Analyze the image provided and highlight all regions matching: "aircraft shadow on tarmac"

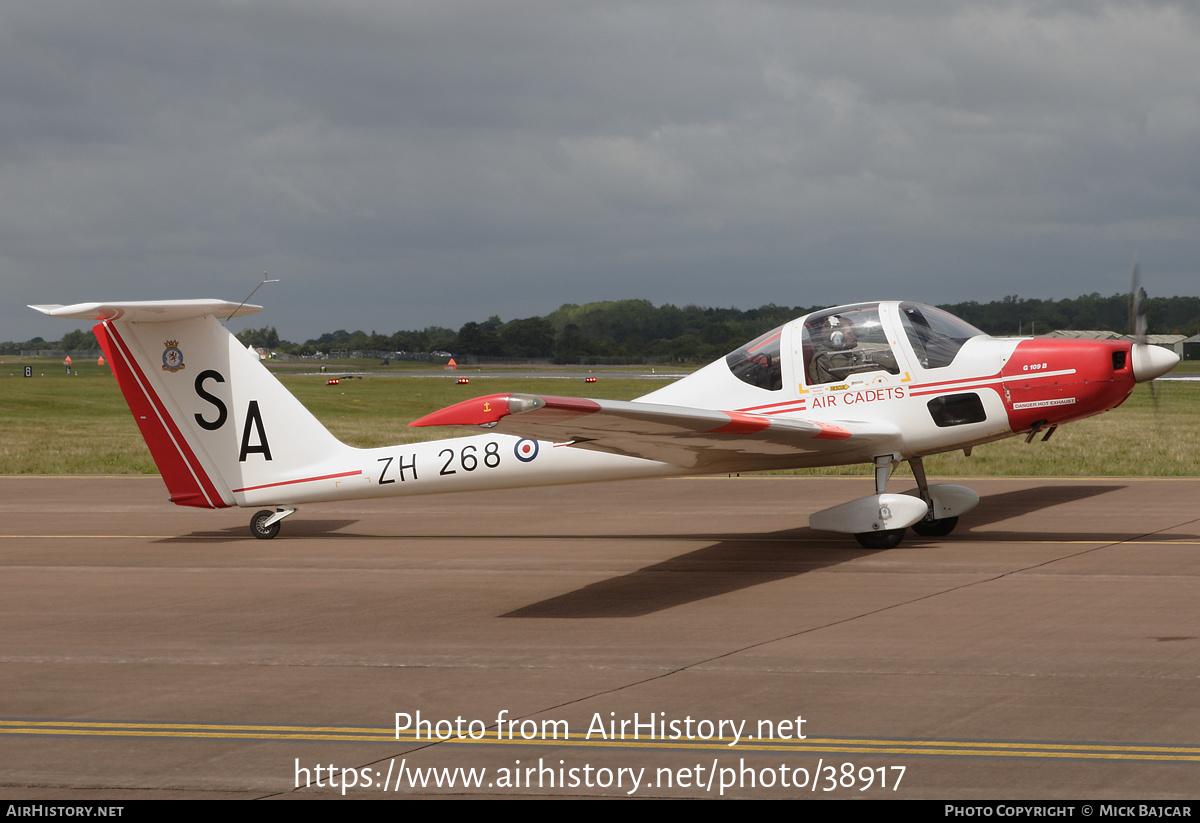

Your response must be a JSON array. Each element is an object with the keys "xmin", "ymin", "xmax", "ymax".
[
  {"xmin": 162, "ymin": 520, "xmax": 361, "ymax": 543},
  {"xmin": 159, "ymin": 482, "xmax": 1198, "ymax": 617},
  {"xmin": 502, "ymin": 532, "xmax": 886, "ymax": 618},
  {"xmin": 503, "ymin": 482, "xmax": 1200, "ymax": 618}
]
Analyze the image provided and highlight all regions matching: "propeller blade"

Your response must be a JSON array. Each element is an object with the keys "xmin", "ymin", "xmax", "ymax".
[
  {"xmin": 1129, "ymin": 259, "xmax": 1147, "ymax": 344},
  {"xmin": 1127, "ymin": 259, "xmax": 1179, "ymax": 387}
]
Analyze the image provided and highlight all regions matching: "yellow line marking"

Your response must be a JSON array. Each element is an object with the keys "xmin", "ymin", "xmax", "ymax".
[
  {"xmin": 3, "ymin": 535, "xmax": 1200, "ymax": 546},
  {"xmin": 3, "ymin": 721, "xmax": 1198, "ymax": 762},
  {"xmin": 0, "ymin": 535, "xmax": 185, "ymax": 539},
  {"xmin": 3, "ymin": 474, "xmax": 1199, "ymax": 482},
  {"xmin": 0, "ymin": 475, "xmax": 161, "ymax": 480},
  {"xmin": 677, "ymin": 476, "xmax": 1200, "ymax": 482},
  {"xmin": 0, "ymin": 535, "xmax": 181, "ymax": 539},
  {"xmin": 0, "ymin": 720, "xmax": 382, "ymax": 733}
]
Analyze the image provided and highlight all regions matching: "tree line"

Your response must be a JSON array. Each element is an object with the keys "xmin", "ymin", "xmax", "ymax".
[{"xmin": 9, "ymin": 293, "xmax": 1199, "ymax": 361}]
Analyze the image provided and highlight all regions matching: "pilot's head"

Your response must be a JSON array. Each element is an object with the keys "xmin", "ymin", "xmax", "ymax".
[{"xmin": 826, "ymin": 315, "xmax": 857, "ymax": 349}]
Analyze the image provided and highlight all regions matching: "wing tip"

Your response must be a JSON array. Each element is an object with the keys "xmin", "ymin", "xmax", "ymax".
[{"xmin": 409, "ymin": 394, "xmax": 513, "ymax": 427}]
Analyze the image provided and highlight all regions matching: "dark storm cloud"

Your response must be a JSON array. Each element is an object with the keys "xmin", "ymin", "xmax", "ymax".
[{"xmin": 3, "ymin": 1, "xmax": 1198, "ymax": 342}]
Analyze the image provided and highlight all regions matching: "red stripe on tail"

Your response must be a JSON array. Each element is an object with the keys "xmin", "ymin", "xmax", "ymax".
[{"xmin": 96, "ymin": 322, "xmax": 229, "ymax": 509}]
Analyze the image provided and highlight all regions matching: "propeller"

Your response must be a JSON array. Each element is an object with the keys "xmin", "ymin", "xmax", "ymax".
[
  {"xmin": 1127, "ymin": 259, "xmax": 1179, "ymax": 385},
  {"xmin": 1130, "ymin": 260, "xmax": 1147, "ymax": 343}
]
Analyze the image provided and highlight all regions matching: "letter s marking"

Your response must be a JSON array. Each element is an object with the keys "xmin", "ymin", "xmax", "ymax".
[{"xmin": 194, "ymin": 370, "xmax": 228, "ymax": 431}]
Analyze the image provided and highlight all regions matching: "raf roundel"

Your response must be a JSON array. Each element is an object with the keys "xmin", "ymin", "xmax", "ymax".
[{"xmin": 514, "ymin": 439, "xmax": 539, "ymax": 463}]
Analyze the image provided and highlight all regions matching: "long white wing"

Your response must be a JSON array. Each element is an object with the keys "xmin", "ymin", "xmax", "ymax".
[{"xmin": 411, "ymin": 393, "xmax": 900, "ymax": 472}]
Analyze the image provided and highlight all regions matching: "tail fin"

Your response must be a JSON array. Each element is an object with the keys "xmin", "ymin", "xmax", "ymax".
[{"xmin": 31, "ymin": 300, "xmax": 352, "ymax": 508}]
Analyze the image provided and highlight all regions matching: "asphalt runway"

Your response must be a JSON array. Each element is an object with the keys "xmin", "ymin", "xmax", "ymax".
[{"xmin": 2, "ymin": 474, "xmax": 1199, "ymax": 799}]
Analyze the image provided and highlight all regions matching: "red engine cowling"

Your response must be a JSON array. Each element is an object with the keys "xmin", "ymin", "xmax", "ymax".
[{"xmin": 1001, "ymin": 339, "xmax": 1135, "ymax": 433}]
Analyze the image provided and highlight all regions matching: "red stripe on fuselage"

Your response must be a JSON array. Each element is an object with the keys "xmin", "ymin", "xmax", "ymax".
[
  {"xmin": 232, "ymin": 470, "xmax": 362, "ymax": 494},
  {"xmin": 738, "ymin": 399, "xmax": 809, "ymax": 413},
  {"xmin": 98, "ymin": 322, "xmax": 228, "ymax": 509},
  {"xmin": 908, "ymin": 371, "xmax": 1004, "ymax": 393},
  {"xmin": 909, "ymin": 381, "xmax": 1005, "ymax": 398}
]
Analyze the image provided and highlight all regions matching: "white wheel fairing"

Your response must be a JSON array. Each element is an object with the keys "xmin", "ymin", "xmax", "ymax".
[{"xmin": 809, "ymin": 494, "xmax": 928, "ymax": 535}]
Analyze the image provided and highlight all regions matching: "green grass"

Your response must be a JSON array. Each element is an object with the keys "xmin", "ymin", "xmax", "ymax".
[
  {"xmin": 0, "ymin": 358, "xmax": 159, "ymax": 474},
  {"xmin": 1, "ymin": 355, "xmax": 1196, "ymax": 476}
]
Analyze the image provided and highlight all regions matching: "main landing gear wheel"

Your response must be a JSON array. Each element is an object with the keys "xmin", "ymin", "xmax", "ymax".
[
  {"xmin": 855, "ymin": 528, "xmax": 906, "ymax": 549},
  {"xmin": 250, "ymin": 510, "xmax": 280, "ymax": 540},
  {"xmin": 911, "ymin": 516, "xmax": 958, "ymax": 537}
]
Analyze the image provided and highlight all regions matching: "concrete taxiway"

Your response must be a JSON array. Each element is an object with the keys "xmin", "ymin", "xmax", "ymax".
[{"xmin": 1, "ymin": 474, "xmax": 1199, "ymax": 799}]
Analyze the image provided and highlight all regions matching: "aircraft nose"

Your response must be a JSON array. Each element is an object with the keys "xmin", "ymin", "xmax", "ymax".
[{"xmin": 1131, "ymin": 343, "xmax": 1180, "ymax": 383}]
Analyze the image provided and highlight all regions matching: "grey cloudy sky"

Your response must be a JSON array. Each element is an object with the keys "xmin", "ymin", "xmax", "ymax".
[{"xmin": 4, "ymin": 1, "xmax": 1198, "ymax": 343}]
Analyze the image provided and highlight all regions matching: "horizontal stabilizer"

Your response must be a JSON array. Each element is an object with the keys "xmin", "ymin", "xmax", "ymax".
[{"xmin": 29, "ymin": 300, "xmax": 262, "ymax": 324}]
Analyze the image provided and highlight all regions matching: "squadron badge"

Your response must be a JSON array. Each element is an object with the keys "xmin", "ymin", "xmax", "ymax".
[{"xmin": 162, "ymin": 340, "xmax": 185, "ymax": 372}]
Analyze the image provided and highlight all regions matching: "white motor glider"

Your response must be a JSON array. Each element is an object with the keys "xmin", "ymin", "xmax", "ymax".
[{"xmin": 31, "ymin": 298, "xmax": 1178, "ymax": 548}]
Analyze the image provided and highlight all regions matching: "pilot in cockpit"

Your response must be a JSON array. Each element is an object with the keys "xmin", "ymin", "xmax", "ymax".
[{"xmin": 808, "ymin": 314, "xmax": 897, "ymax": 384}]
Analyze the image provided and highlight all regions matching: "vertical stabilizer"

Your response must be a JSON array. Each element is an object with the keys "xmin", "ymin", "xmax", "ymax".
[{"xmin": 32, "ymin": 300, "xmax": 353, "ymax": 508}]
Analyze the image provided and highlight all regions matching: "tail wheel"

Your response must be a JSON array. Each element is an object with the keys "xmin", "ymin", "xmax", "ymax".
[
  {"xmin": 912, "ymin": 516, "xmax": 958, "ymax": 537},
  {"xmin": 855, "ymin": 528, "xmax": 905, "ymax": 549},
  {"xmin": 251, "ymin": 510, "xmax": 280, "ymax": 540}
]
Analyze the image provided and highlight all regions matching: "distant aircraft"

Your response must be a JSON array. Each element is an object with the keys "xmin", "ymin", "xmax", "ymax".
[{"xmin": 31, "ymin": 298, "xmax": 1178, "ymax": 548}]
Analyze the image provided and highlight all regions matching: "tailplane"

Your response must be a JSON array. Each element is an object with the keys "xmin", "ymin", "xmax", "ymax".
[{"xmin": 31, "ymin": 300, "xmax": 352, "ymax": 508}]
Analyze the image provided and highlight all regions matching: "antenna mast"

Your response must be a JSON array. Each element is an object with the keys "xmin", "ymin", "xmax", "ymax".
[{"xmin": 224, "ymin": 273, "xmax": 280, "ymax": 324}]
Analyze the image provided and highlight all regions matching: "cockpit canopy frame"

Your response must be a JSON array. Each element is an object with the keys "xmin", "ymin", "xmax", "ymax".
[{"xmin": 723, "ymin": 301, "xmax": 987, "ymax": 393}]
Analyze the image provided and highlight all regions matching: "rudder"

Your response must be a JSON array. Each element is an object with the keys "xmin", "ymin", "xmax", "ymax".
[{"xmin": 33, "ymin": 300, "xmax": 354, "ymax": 509}]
